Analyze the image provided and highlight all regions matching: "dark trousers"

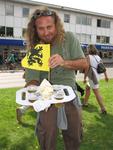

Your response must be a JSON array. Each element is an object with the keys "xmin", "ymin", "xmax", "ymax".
[{"xmin": 36, "ymin": 102, "xmax": 82, "ymax": 150}]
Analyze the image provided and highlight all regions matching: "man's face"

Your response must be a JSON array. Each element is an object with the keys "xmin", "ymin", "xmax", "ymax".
[{"xmin": 35, "ymin": 16, "xmax": 57, "ymax": 43}]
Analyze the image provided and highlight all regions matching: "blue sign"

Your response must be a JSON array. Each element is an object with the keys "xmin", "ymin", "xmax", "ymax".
[
  {"xmin": 0, "ymin": 39, "xmax": 26, "ymax": 46},
  {"xmin": 81, "ymin": 43, "xmax": 113, "ymax": 51},
  {"xmin": 95, "ymin": 44, "xmax": 113, "ymax": 51}
]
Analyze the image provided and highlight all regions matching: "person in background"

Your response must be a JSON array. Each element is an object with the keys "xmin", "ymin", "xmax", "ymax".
[
  {"xmin": 16, "ymin": 7, "xmax": 88, "ymax": 150},
  {"xmin": 6, "ymin": 50, "xmax": 16, "ymax": 70},
  {"xmin": 82, "ymin": 44, "xmax": 108, "ymax": 114}
]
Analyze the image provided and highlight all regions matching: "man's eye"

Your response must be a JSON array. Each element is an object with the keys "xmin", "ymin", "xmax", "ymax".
[{"xmin": 39, "ymin": 27, "xmax": 43, "ymax": 30}]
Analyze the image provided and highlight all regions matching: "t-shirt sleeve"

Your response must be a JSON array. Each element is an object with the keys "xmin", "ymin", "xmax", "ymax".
[
  {"xmin": 66, "ymin": 32, "xmax": 85, "ymax": 59},
  {"xmin": 25, "ymin": 68, "xmax": 40, "ymax": 83}
]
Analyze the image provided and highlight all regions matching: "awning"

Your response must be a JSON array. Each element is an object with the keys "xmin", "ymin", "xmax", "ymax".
[
  {"xmin": 81, "ymin": 43, "xmax": 113, "ymax": 51},
  {"xmin": 95, "ymin": 44, "xmax": 113, "ymax": 51},
  {"xmin": 0, "ymin": 39, "xmax": 26, "ymax": 46}
]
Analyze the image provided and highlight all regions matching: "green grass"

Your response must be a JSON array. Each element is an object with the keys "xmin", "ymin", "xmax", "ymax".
[
  {"xmin": 0, "ymin": 79, "xmax": 113, "ymax": 150},
  {"xmin": 80, "ymin": 79, "xmax": 113, "ymax": 150}
]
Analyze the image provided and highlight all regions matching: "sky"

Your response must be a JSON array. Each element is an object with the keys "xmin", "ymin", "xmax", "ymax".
[{"xmin": 32, "ymin": 0, "xmax": 113, "ymax": 16}]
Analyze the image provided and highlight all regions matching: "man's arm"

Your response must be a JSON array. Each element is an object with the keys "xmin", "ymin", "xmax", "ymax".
[
  {"xmin": 83, "ymin": 64, "xmax": 90, "ymax": 83},
  {"xmin": 49, "ymin": 54, "xmax": 88, "ymax": 71},
  {"xmin": 60, "ymin": 58, "xmax": 88, "ymax": 70},
  {"xmin": 104, "ymin": 71, "xmax": 109, "ymax": 82}
]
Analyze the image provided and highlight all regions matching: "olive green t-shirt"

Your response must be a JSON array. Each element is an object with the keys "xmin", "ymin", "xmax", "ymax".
[{"xmin": 25, "ymin": 32, "xmax": 85, "ymax": 89}]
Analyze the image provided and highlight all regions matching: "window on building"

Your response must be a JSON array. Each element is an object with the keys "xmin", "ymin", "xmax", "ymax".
[
  {"xmin": 76, "ymin": 16, "xmax": 81, "ymax": 24},
  {"xmin": 64, "ymin": 14, "xmax": 70, "ymax": 23},
  {"xmin": 76, "ymin": 33, "xmax": 91, "ymax": 43},
  {"xmin": 76, "ymin": 15, "xmax": 92, "ymax": 25},
  {"xmin": 23, "ymin": 8, "xmax": 29, "ymax": 17},
  {"xmin": 6, "ymin": 4, "xmax": 14, "ymax": 16},
  {"xmin": 97, "ymin": 19, "xmax": 110, "ymax": 28},
  {"xmin": 96, "ymin": 36, "xmax": 110, "ymax": 44},
  {"xmin": 100, "ymin": 51, "xmax": 113, "ymax": 59},
  {"xmin": 108, "ymin": 51, "xmax": 112, "ymax": 58},
  {"xmin": 0, "ymin": 26, "xmax": 5, "ymax": 37},
  {"xmin": 106, "ymin": 37, "xmax": 110, "ymax": 43},
  {"xmin": 6, "ymin": 27, "xmax": 13, "ymax": 37},
  {"xmin": 97, "ymin": 19, "xmax": 101, "ymax": 27},
  {"xmin": 103, "ymin": 52, "xmax": 108, "ymax": 58}
]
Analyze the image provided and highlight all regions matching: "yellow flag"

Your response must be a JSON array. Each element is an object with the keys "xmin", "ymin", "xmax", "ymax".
[{"xmin": 21, "ymin": 44, "xmax": 50, "ymax": 71}]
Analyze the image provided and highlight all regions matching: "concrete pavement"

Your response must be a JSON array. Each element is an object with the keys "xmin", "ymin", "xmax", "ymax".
[
  {"xmin": 76, "ymin": 67, "xmax": 113, "ymax": 81},
  {"xmin": 0, "ymin": 67, "xmax": 113, "ymax": 89},
  {"xmin": 0, "ymin": 70, "xmax": 25, "ymax": 88}
]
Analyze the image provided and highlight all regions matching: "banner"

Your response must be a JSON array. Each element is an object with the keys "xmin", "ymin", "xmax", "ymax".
[{"xmin": 21, "ymin": 44, "xmax": 50, "ymax": 71}]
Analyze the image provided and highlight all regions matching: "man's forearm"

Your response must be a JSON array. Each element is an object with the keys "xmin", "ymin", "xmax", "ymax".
[{"xmin": 60, "ymin": 58, "xmax": 88, "ymax": 70}]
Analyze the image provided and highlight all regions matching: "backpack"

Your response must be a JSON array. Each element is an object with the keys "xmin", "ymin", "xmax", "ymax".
[
  {"xmin": 94, "ymin": 56, "xmax": 106, "ymax": 74},
  {"xmin": 97, "ymin": 62, "xmax": 106, "ymax": 73}
]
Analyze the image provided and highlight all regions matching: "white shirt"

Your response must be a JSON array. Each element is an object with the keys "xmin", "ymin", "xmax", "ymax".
[{"xmin": 89, "ymin": 54, "xmax": 101, "ymax": 81}]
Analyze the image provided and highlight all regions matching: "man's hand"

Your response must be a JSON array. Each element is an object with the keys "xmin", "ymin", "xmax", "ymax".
[
  {"xmin": 25, "ymin": 80, "xmax": 39, "ymax": 87},
  {"xmin": 49, "ymin": 54, "xmax": 64, "ymax": 68}
]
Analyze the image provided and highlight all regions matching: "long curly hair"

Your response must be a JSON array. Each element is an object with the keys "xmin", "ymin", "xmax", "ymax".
[{"xmin": 26, "ymin": 7, "xmax": 65, "ymax": 50}]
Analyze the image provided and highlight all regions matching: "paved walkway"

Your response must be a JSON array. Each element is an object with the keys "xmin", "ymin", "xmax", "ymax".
[
  {"xmin": 0, "ymin": 67, "xmax": 113, "ymax": 89},
  {"xmin": 76, "ymin": 67, "xmax": 113, "ymax": 81},
  {"xmin": 0, "ymin": 70, "xmax": 25, "ymax": 88}
]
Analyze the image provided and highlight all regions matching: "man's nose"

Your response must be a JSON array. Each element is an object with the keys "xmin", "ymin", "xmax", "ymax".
[{"xmin": 44, "ymin": 28, "xmax": 49, "ymax": 36}]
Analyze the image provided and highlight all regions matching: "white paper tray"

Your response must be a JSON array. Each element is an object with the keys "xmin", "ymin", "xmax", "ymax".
[{"xmin": 16, "ymin": 85, "xmax": 76, "ymax": 112}]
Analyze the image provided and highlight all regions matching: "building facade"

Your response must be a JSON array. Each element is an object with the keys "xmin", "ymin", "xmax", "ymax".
[{"xmin": 0, "ymin": 0, "xmax": 113, "ymax": 66}]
